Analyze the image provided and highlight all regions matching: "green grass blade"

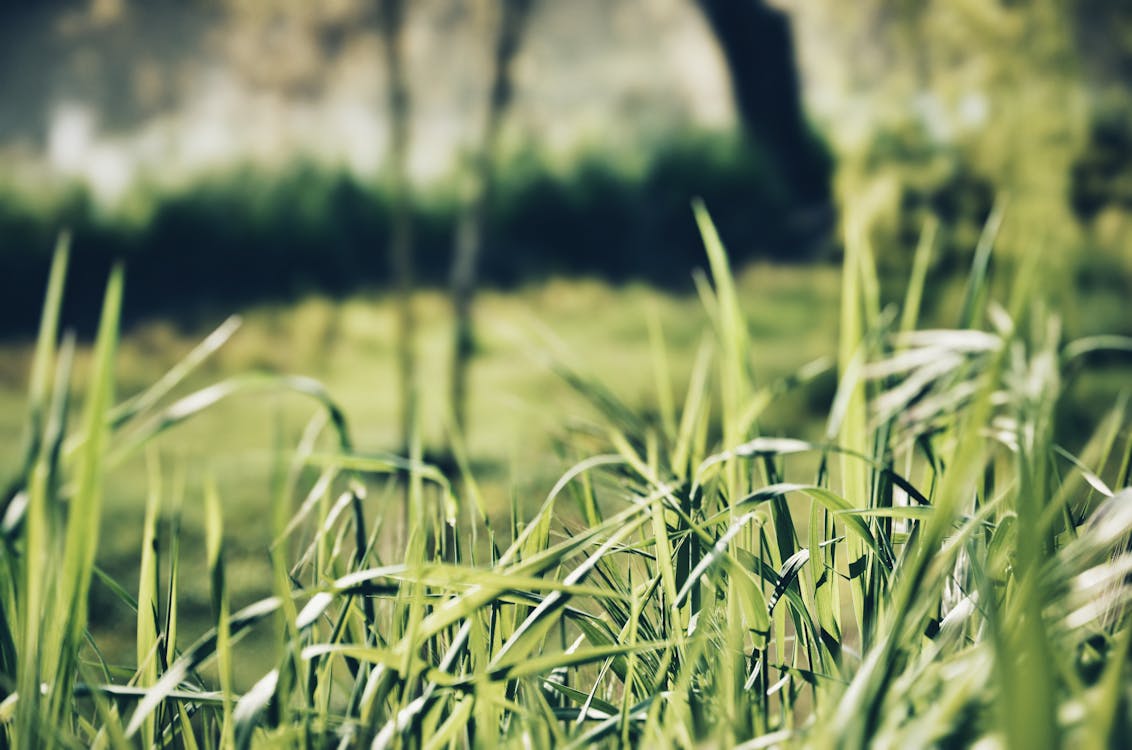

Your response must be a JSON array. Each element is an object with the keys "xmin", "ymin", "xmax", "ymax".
[
  {"xmin": 958, "ymin": 198, "xmax": 1006, "ymax": 329},
  {"xmin": 205, "ymin": 478, "xmax": 235, "ymax": 749},
  {"xmin": 109, "ymin": 315, "xmax": 242, "ymax": 429},
  {"xmin": 135, "ymin": 448, "xmax": 161, "ymax": 748},
  {"xmin": 19, "ymin": 232, "xmax": 69, "ymax": 476},
  {"xmin": 900, "ymin": 215, "xmax": 937, "ymax": 336},
  {"xmin": 50, "ymin": 263, "xmax": 123, "ymax": 731}
]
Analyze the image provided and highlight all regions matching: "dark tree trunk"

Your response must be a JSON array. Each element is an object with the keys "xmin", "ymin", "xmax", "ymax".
[{"xmin": 694, "ymin": 0, "xmax": 831, "ymax": 211}]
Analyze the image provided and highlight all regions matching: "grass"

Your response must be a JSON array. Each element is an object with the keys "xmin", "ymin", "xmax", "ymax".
[
  {"xmin": 0, "ymin": 262, "xmax": 843, "ymax": 671},
  {"xmin": 2, "ymin": 209, "xmax": 1131, "ymax": 747}
]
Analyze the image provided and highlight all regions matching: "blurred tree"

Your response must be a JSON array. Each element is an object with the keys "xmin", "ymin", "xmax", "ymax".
[
  {"xmin": 791, "ymin": 0, "xmax": 1088, "ymax": 288},
  {"xmin": 1072, "ymin": 0, "xmax": 1132, "ymax": 90},
  {"xmin": 378, "ymin": 0, "xmax": 418, "ymax": 455},
  {"xmin": 693, "ymin": 0, "xmax": 831, "ymax": 216},
  {"xmin": 1072, "ymin": 100, "xmax": 1132, "ymax": 223},
  {"xmin": 964, "ymin": 0, "xmax": 1084, "ymax": 265},
  {"xmin": 449, "ymin": 0, "xmax": 534, "ymax": 437}
]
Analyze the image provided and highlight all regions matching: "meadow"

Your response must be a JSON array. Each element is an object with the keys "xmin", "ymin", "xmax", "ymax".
[
  {"xmin": 2, "ymin": 202, "xmax": 1131, "ymax": 748},
  {"xmin": 0, "ymin": 253, "xmax": 845, "ymax": 684}
]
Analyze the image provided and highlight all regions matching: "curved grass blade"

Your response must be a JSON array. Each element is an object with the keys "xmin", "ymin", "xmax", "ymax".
[
  {"xmin": 108, "ymin": 315, "xmax": 242, "ymax": 430},
  {"xmin": 111, "ymin": 373, "xmax": 354, "ymax": 465}
]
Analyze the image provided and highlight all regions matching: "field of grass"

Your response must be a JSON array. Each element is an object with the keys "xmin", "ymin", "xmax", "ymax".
[
  {"xmin": 0, "ymin": 260, "xmax": 843, "ymax": 675},
  {"xmin": 1, "ymin": 212, "xmax": 1131, "ymax": 747}
]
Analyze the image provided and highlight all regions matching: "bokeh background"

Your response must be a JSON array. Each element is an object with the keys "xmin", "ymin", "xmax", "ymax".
[
  {"xmin": 2, "ymin": 1, "xmax": 1130, "ymax": 323},
  {"xmin": 1, "ymin": 0, "xmax": 1130, "ymax": 677}
]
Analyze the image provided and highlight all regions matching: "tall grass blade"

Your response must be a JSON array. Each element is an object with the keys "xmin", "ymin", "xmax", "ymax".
[
  {"xmin": 48, "ymin": 263, "xmax": 122, "ymax": 736},
  {"xmin": 958, "ymin": 198, "xmax": 1006, "ymax": 329},
  {"xmin": 17, "ymin": 232, "xmax": 69, "ymax": 483}
]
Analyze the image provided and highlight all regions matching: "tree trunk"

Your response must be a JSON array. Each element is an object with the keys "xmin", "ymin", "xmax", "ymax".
[
  {"xmin": 449, "ymin": 0, "xmax": 533, "ymax": 436},
  {"xmin": 379, "ymin": 0, "xmax": 418, "ymax": 456},
  {"xmin": 694, "ymin": 0, "xmax": 830, "ymax": 210}
]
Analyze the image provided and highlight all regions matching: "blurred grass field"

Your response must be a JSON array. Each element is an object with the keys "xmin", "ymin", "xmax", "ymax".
[
  {"xmin": 2, "ymin": 255, "xmax": 1127, "ymax": 674},
  {"xmin": 1, "ymin": 263, "xmax": 843, "ymax": 660}
]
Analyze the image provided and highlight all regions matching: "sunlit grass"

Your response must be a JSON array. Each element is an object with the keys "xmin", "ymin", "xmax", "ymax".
[
  {"xmin": 0, "ymin": 263, "xmax": 842, "ymax": 678},
  {"xmin": 1, "ymin": 213, "xmax": 1131, "ymax": 747}
]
